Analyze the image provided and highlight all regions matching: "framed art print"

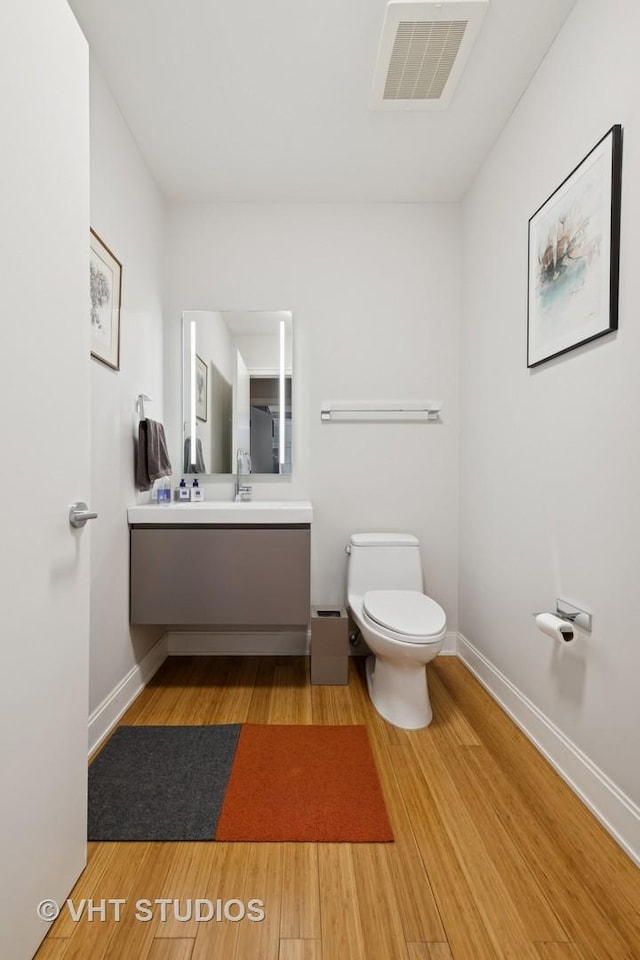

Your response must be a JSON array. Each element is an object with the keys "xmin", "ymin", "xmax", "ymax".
[
  {"xmin": 527, "ymin": 124, "xmax": 622, "ymax": 368},
  {"xmin": 195, "ymin": 354, "xmax": 208, "ymax": 421},
  {"xmin": 90, "ymin": 228, "xmax": 122, "ymax": 370}
]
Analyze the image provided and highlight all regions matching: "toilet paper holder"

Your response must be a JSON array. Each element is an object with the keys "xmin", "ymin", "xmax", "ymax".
[{"xmin": 533, "ymin": 599, "xmax": 592, "ymax": 632}]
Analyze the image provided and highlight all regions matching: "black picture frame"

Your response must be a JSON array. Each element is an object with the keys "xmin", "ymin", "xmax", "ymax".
[{"xmin": 527, "ymin": 124, "xmax": 622, "ymax": 368}]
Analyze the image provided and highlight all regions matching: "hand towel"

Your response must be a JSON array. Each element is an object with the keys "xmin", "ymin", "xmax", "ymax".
[
  {"xmin": 136, "ymin": 419, "xmax": 172, "ymax": 491},
  {"xmin": 183, "ymin": 436, "xmax": 206, "ymax": 474}
]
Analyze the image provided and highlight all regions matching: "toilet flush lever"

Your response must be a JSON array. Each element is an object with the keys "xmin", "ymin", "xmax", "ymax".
[
  {"xmin": 345, "ymin": 544, "xmax": 351, "ymax": 555},
  {"xmin": 69, "ymin": 501, "xmax": 98, "ymax": 528}
]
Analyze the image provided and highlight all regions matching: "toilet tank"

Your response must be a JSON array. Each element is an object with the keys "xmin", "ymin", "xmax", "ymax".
[{"xmin": 347, "ymin": 533, "xmax": 424, "ymax": 596}]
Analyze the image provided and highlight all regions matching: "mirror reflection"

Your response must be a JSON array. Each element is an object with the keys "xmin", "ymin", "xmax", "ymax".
[{"xmin": 182, "ymin": 310, "xmax": 293, "ymax": 476}]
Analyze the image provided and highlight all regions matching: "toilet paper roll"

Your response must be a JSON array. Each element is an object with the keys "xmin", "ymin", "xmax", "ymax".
[{"xmin": 535, "ymin": 613, "xmax": 575, "ymax": 645}]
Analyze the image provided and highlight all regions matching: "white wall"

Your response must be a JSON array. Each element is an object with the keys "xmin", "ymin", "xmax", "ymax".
[
  {"xmin": 166, "ymin": 203, "xmax": 461, "ymax": 621},
  {"xmin": 460, "ymin": 0, "xmax": 640, "ymax": 811},
  {"xmin": 234, "ymin": 331, "xmax": 280, "ymax": 371},
  {"xmin": 89, "ymin": 57, "xmax": 166, "ymax": 715}
]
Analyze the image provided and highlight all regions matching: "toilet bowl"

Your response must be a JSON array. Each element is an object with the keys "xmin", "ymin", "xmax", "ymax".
[{"xmin": 346, "ymin": 534, "xmax": 446, "ymax": 729}]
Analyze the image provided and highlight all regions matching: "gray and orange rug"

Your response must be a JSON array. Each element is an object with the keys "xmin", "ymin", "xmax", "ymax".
[{"xmin": 88, "ymin": 724, "xmax": 393, "ymax": 843}]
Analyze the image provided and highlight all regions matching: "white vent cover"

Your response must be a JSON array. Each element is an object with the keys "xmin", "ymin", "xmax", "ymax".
[{"xmin": 371, "ymin": 0, "xmax": 489, "ymax": 110}]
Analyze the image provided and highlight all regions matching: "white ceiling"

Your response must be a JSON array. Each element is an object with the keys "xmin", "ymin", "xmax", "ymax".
[{"xmin": 68, "ymin": 0, "xmax": 576, "ymax": 203}]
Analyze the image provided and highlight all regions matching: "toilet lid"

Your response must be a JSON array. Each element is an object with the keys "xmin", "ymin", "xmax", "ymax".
[{"xmin": 363, "ymin": 590, "xmax": 446, "ymax": 640}]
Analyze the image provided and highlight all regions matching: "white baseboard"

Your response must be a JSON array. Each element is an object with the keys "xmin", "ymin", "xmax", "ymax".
[
  {"xmin": 165, "ymin": 630, "xmax": 310, "ymax": 656},
  {"xmin": 457, "ymin": 633, "xmax": 640, "ymax": 867},
  {"xmin": 88, "ymin": 634, "xmax": 168, "ymax": 756},
  {"xmin": 165, "ymin": 628, "xmax": 458, "ymax": 658}
]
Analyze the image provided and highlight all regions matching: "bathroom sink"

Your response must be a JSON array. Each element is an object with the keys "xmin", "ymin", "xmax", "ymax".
[{"xmin": 127, "ymin": 500, "xmax": 313, "ymax": 525}]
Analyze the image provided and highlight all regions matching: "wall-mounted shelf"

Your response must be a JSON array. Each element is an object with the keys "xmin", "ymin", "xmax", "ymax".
[{"xmin": 320, "ymin": 400, "xmax": 442, "ymax": 423}]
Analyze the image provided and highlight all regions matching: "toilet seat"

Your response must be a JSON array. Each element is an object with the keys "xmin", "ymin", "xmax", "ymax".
[{"xmin": 363, "ymin": 590, "xmax": 446, "ymax": 642}]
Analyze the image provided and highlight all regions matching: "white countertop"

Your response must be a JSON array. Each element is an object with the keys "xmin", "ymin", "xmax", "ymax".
[{"xmin": 127, "ymin": 499, "xmax": 313, "ymax": 525}]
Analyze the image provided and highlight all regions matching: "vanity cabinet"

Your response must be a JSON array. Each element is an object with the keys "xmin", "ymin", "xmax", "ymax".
[{"xmin": 130, "ymin": 524, "xmax": 310, "ymax": 626}]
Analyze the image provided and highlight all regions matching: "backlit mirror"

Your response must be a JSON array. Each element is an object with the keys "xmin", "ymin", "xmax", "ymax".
[{"xmin": 182, "ymin": 310, "xmax": 293, "ymax": 476}]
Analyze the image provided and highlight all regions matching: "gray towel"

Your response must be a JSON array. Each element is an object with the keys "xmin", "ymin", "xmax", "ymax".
[
  {"xmin": 184, "ymin": 436, "xmax": 206, "ymax": 474},
  {"xmin": 136, "ymin": 419, "xmax": 172, "ymax": 491}
]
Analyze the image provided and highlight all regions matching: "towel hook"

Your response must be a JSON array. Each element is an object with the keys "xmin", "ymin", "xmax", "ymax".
[{"xmin": 137, "ymin": 394, "xmax": 151, "ymax": 419}]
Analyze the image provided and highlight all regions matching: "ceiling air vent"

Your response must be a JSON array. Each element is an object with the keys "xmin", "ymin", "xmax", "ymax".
[{"xmin": 371, "ymin": 0, "xmax": 489, "ymax": 110}]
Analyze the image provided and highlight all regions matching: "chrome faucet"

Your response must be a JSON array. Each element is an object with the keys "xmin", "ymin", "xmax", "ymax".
[{"xmin": 234, "ymin": 448, "xmax": 252, "ymax": 501}]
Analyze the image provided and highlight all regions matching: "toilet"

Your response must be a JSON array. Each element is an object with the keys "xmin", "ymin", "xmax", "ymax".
[{"xmin": 346, "ymin": 533, "xmax": 446, "ymax": 729}]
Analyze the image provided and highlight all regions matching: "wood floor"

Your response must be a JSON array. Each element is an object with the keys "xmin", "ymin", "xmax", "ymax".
[{"xmin": 37, "ymin": 655, "xmax": 640, "ymax": 960}]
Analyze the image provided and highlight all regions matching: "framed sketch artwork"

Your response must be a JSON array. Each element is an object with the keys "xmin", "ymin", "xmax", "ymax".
[
  {"xmin": 90, "ymin": 228, "xmax": 122, "ymax": 370},
  {"xmin": 527, "ymin": 125, "xmax": 622, "ymax": 368},
  {"xmin": 196, "ymin": 354, "xmax": 208, "ymax": 421}
]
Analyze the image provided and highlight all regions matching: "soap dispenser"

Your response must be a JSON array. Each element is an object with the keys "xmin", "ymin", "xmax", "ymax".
[
  {"xmin": 190, "ymin": 478, "xmax": 204, "ymax": 501},
  {"xmin": 175, "ymin": 478, "xmax": 190, "ymax": 501}
]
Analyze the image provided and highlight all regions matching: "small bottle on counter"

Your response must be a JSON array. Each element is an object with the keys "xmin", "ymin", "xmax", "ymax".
[
  {"xmin": 190, "ymin": 479, "xmax": 204, "ymax": 501},
  {"xmin": 157, "ymin": 477, "xmax": 171, "ymax": 503},
  {"xmin": 174, "ymin": 478, "xmax": 190, "ymax": 501}
]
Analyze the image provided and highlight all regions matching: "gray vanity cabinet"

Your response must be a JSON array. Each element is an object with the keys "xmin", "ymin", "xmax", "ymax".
[{"xmin": 130, "ymin": 524, "xmax": 310, "ymax": 626}]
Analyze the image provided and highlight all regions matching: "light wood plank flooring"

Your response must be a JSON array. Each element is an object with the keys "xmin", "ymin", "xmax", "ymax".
[{"xmin": 36, "ymin": 656, "xmax": 640, "ymax": 960}]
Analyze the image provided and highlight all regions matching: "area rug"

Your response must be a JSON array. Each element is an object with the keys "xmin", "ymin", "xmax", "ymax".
[
  {"xmin": 88, "ymin": 723, "xmax": 393, "ymax": 843},
  {"xmin": 88, "ymin": 724, "xmax": 241, "ymax": 841},
  {"xmin": 216, "ymin": 724, "xmax": 393, "ymax": 842}
]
